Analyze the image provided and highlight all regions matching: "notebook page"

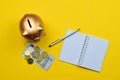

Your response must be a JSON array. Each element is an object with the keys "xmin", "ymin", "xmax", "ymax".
[
  {"xmin": 80, "ymin": 35, "xmax": 109, "ymax": 72},
  {"xmin": 59, "ymin": 30, "xmax": 86, "ymax": 65}
]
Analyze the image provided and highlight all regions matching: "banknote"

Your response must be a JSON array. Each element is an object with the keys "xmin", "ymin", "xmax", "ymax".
[{"xmin": 22, "ymin": 42, "xmax": 54, "ymax": 70}]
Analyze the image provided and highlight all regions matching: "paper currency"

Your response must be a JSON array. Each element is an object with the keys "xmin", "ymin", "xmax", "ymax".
[{"xmin": 22, "ymin": 42, "xmax": 54, "ymax": 70}]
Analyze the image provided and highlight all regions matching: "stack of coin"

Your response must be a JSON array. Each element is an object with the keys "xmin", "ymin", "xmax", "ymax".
[{"xmin": 24, "ymin": 50, "xmax": 34, "ymax": 64}]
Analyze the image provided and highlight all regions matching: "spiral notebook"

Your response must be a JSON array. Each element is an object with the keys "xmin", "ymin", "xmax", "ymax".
[{"xmin": 59, "ymin": 30, "xmax": 109, "ymax": 72}]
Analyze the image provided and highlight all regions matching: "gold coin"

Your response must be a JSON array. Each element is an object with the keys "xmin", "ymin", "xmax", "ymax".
[
  {"xmin": 24, "ymin": 55, "xmax": 34, "ymax": 64},
  {"xmin": 36, "ymin": 56, "xmax": 43, "ymax": 62},
  {"xmin": 34, "ymin": 46, "xmax": 40, "ymax": 50},
  {"xmin": 32, "ymin": 51, "xmax": 39, "ymax": 58},
  {"xmin": 25, "ymin": 55, "xmax": 30, "ymax": 60},
  {"xmin": 41, "ymin": 51, "xmax": 48, "ymax": 57},
  {"xmin": 25, "ymin": 50, "xmax": 30, "ymax": 56},
  {"xmin": 27, "ymin": 58, "xmax": 34, "ymax": 64},
  {"xmin": 25, "ymin": 41, "xmax": 31, "ymax": 47}
]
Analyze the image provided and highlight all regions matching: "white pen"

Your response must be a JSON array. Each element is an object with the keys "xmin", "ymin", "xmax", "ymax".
[{"xmin": 49, "ymin": 28, "xmax": 80, "ymax": 47}]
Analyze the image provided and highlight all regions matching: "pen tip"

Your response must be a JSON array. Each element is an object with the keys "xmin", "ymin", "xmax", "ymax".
[
  {"xmin": 49, "ymin": 45, "xmax": 51, "ymax": 47},
  {"xmin": 77, "ymin": 28, "xmax": 80, "ymax": 31}
]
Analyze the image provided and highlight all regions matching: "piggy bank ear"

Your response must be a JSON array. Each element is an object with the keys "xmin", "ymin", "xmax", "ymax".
[
  {"xmin": 23, "ymin": 31, "xmax": 28, "ymax": 36},
  {"xmin": 38, "ymin": 27, "xmax": 43, "ymax": 31}
]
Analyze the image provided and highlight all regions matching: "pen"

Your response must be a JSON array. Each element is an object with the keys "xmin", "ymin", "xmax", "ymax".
[{"xmin": 49, "ymin": 28, "xmax": 80, "ymax": 47}]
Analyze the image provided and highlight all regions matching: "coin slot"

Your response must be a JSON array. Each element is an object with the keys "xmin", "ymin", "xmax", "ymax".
[{"xmin": 27, "ymin": 19, "xmax": 32, "ymax": 28}]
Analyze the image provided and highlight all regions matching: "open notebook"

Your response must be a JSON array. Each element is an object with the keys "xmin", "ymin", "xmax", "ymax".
[{"xmin": 59, "ymin": 30, "xmax": 109, "ymax": 72}]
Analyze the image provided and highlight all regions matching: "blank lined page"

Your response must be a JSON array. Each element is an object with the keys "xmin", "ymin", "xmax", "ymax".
[
  {"xmin": 59, "ymin": 30, "xmax": 86, "ymax": 65},
  {"xmin": 80, "ymin": 35, "xmax": 109, "ymax": 72}
]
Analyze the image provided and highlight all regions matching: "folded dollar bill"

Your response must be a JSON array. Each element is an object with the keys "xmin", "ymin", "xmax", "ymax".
[{"xmin": 22, "ymin": 42, "xmax": 54, "ymax": 70}]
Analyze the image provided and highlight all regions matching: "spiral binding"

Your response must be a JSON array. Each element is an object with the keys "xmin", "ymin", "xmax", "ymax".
[{"xmin": 78, "ymin": 35, "xmax": 89, "ymax": 65}]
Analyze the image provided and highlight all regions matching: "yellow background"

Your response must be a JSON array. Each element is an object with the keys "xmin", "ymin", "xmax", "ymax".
[{"xmin": 0, "ymin": 0, "xmax": 120, "ymax": 80}]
